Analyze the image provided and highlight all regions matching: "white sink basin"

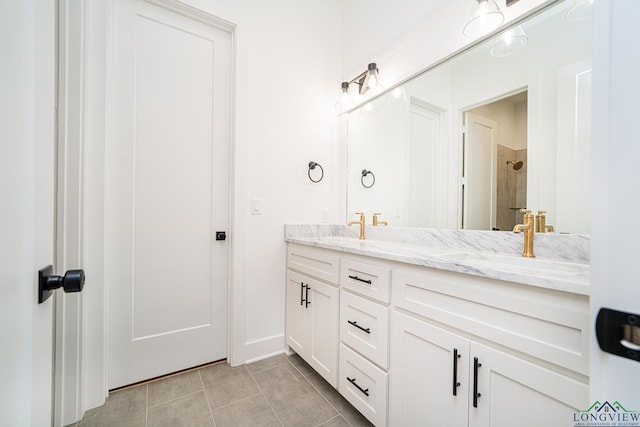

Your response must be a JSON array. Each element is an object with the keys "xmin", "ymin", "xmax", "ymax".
[{"xmin": 435, "ymin": 251, "xmax": 589, "ymax": 279}]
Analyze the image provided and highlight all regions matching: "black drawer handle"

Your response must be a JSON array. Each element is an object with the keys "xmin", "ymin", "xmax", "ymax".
[
  {"xmin": 300, "ymin": 282, "xmax": 305, "ymax": 306},
  {"xmin": 305, "ymin": 284, "xmax": 310, "ymax": 308},
  {"xmin": 347, "ymin": 320, "xmax": 371, "ymax": 334},
  {"xmin": 348, "ymin": 275, "xmax": 372, "ymax": 285},
  {"xmin": 346, "ymin": 377, "xmax": 369, "ymax": 396},
  {"xmin": 473, "ymin": 357, "xmax": 482, "ymax": 408},
  {"xmin": 453, "ymin": 348, "xmax": 461, "ymax": 396}
]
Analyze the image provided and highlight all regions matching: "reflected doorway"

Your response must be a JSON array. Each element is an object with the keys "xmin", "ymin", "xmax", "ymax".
[{"xmin": 462, "ymin": 91, "xmax": 528, "ymax": 230}]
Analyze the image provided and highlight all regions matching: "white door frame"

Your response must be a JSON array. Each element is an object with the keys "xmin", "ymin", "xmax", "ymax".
[
  {"xmin": 57, "ymin": 0, "xmax": 237, "ymax": 422},
  {"xmin": 590, "ymin": 0, "xmax": 640, "ymax": 406}
]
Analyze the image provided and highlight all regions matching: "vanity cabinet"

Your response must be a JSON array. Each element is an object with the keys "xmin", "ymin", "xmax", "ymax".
[
  {"xmin": 285, "ymin": 242, "xmax": 590, "ymax": 427},
  {"xmin": 286, "ymin": 245, "xmax": 340, "ymax": 387}
]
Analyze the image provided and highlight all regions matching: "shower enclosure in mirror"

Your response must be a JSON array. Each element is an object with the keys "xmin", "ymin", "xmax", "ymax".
[{"xmin": 345, "ymin": 0, "xmax": 592, "ymax": 234}]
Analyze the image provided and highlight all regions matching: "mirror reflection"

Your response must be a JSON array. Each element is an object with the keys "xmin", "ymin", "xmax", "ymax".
[{"xmin": 346, "ymin": 0, "xmax": 592, "ymax": 234}]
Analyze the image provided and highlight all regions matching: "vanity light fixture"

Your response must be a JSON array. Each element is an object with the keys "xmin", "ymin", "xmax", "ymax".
[
  {"xmin": 336, "ymin": 63, "xmax": 384, "ymax": 109},
  {"xmin": 463, "ymin": 0, "xmax": 505, "ymax": 39},
  {"xmin": 490, "ymin": 26, "xmax": 528, "ymax": 57}
]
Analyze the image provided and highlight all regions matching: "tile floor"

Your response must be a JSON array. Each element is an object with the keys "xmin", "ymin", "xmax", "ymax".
[{"xmin": 67, "ymin": 353, "xmax": 373, "ymax": 427}]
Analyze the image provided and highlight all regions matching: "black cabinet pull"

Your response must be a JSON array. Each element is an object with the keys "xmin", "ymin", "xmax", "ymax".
[
  {"xmin": 453, "ymin": 348, "xmax": 461, "ymax": 396},
  {"xmin": 305, "ymin": 284, "xmax": 310, "ymax": 307},
  {"xmin": 473, "ymin": 357, "xmax": 482, "ymax": 408},
  {"xmin": 347, "ymin": 320, "xmax": 371, "ymax": 334},
  {"xmin": 300, "ymin": 282, "xmax": 305, "ymax": 306},
  {"xmin": 348, "ymin": 275, "xmax": 372, "ymax": 285},
  {"xmin": 346, "ymin": 377, "xmax": 369, "ymax": 396}
]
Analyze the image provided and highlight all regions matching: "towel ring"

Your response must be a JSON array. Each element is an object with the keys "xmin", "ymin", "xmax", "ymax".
[
  {"xmin": 361, "ymin": 169, "xmax": 375, "ymax": 188},
  {"xmin": 308, "ymin": 161, "xmax": 324, "ymax": 183}
]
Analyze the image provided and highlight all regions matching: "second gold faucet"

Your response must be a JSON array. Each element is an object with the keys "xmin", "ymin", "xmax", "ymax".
[{"xmin": 373, "ymin": 213, "xmax": 388, "ymax": 226}]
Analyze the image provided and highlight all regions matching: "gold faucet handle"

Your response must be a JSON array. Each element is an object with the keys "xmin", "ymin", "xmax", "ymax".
[
  {"xmin": 519, "ymin": 209, "xmax": 532, "ymax": 214},
  {"xmin": 537, "ymin": 210, "xmax": 546, "ymax": 216}
]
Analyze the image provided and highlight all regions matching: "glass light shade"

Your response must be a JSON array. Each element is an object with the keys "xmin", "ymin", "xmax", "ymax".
[
  {"xmin": 359, "ymin": 101, "xmax": 379, "ymax": 116},
  {"xmin": 387, "ymin": 86, "xmax": 408, "ymax": 104},
  {"xmin": 490, "ymin": 26, "xmax": 528, "ymax": 57},
  {"xmin": 463, "ymin": 0, "xmax": 505, "ymax": 39},
  {"xmin": 566, "ymin": 0, "xmax": 593, "ymax": 21},
  {"xmin": 335, "ymin": 82, "xmax": 354, "ymax": 110},
  {"xmin": 361, "ymin": 63, "xmax": 383, "ymax": 94}
]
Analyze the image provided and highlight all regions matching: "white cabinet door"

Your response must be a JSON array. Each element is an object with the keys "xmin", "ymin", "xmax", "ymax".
[
  {"xmin": 307, "ymin": 280, "xmax": 339, "ymax": 387},
  {"xmin": 286, "ymin": 270, "xmax": 308, "ymax": 356},
  {"xmin": 390, "ymin": 311, "xmax": 470, "ymax": 427},
  {"xmin": 469, "ymin": 342, "xmax": 589, "ymax": 427},
  {"xmin": 286, "ymin": 269, "xmax": 339, "ymax": 388}
]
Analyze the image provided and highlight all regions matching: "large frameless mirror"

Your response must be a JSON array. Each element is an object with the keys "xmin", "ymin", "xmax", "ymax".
[{"xmin": 346, "ymin": 0, "xmax": 592, "ymax": 234}]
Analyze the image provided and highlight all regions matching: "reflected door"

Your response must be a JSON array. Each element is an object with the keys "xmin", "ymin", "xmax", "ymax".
[
  {"xmin": 107, "ymin": 0, "xmax": 231, "ymax": 388},
  {"xmin": 463, "ymin": 113, "xmax": 497, "ymax": 230}
]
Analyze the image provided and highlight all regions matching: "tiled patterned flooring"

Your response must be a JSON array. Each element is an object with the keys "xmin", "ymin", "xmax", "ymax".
[{"xmin": 68, "ymin": 353, "xmax": 373, "ymax": 427}]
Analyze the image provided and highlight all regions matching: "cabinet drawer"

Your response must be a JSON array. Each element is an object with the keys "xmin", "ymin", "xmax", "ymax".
[
  {"xmin": 392, "ymin": 267, "xmax": 590, "ymax": 375},
  {"xmin": 287, "ymin": 244, "xmax": 340, "ymax": 284},
  {"xmin": 340, "ymin": 290, "xmax": 390, "ymax": 369},
  {"xmin": 339, "ymin": 344, "xmax": 388, "ymax": 427},
  {"xmin": 341, "ymin": 258, "xmax": 391, "ymax": 303}
]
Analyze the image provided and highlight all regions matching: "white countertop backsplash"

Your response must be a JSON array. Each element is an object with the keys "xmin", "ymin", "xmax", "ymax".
[{"xmin": 284, "ymin": 224, "xmax": 590, "ymax": 295}]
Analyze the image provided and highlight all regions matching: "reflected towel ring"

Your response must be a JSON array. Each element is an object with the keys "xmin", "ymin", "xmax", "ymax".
[
  {"xmin": 308, "ymin": 161, "xmax": 324, "ymax": 183},
  {"xmin": 361, "ymin": 169, "xmax": 375, "ymax": 188}
]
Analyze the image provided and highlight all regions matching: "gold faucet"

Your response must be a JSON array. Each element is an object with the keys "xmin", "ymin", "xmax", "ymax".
[
  {"xmin": 513, "ymin": 209, "xmax": 535, "ymax": 258},
  {"xmin": 372, "ymin": 213, "xmax": 388, "ymax": 226},
  {"xmin": 535, "ymin": 210, "xmax": 555, "ymax": 233},
  {"xmin": 535, "ymin": 210, "xmax": 546, "ymax": 233},
  {"xmin": 348, "ymin": 212, "xmax": 366, "ymax": 240}
]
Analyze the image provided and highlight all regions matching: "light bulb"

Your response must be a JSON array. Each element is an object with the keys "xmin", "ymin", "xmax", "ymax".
[
  {"xmin": 361, "ymin": 63, "xmax": 383, "ymax": 94},
  {"xmin": 388, "ymin": 87, "xmax": 408, "ymax": 104},
  {"xmin": 335, "ymin": 82, "xmax": 354, "ymax": 110}
]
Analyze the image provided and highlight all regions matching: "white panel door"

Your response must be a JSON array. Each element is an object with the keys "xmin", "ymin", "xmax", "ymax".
[
  {"xmin": 407, "ymin": 99, "xmax": 443, "ymax": 228},
  {"xmin": 107, "ymin": 0, "xmax": 231, "ymax": 388},
  {"xmin": 463, "ymin": 112, "xmax": 497, "ymax": 230},
  {"xmin": 556, "ymin": 64, "xmax": 592, "ymax": 234}
]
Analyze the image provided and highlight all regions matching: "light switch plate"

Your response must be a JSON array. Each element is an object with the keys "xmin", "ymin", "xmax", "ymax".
[{"xmin": 251, "ymin": 198, "xmax": 262, "ymax": 215}]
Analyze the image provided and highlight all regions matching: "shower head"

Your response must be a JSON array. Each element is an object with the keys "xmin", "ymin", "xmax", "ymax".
[{"xmin": 507, "ymin": 160, "xmax": 524, "ymax": 170}]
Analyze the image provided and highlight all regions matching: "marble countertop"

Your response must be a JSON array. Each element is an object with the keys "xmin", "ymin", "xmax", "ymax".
[{"xmin": 285, "ymin": 225, "xmax": 590, "ymax": 296}]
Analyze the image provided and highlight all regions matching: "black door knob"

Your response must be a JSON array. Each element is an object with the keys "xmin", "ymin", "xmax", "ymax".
[{"xmin": 38, "ymin": 265, "xmax": 86, "ymax": 304}]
